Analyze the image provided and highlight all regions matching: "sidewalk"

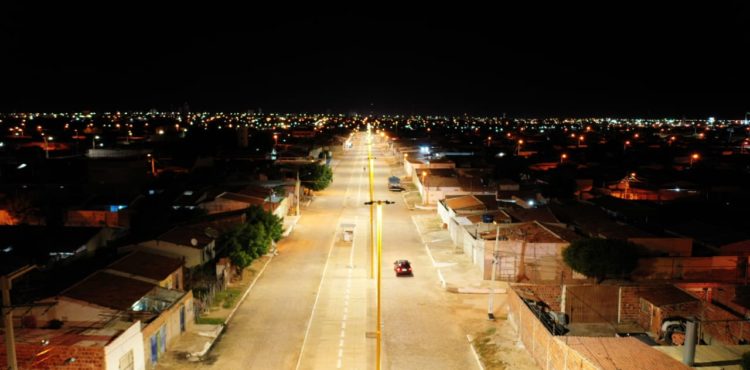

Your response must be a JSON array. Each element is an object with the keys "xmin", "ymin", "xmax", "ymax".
[{"xmin": 411, "ymin": 213, "xmax": 508, "ymax": 294}]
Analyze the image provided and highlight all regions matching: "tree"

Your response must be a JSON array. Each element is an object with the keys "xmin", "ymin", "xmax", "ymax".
[
  {"xmin": 229, "ymin": 248, "xmax": 253, "ymax": 270},
  {"xmin": 300, "ymin": 163, "xmax": 333, "ymax": 191},
  {"xmin": 245, "ymin": 205, "xmax": 284, "ymax": 242},
  {"xmin": 562, "ymin": 238, "xmax": 640, "ymax": 283}
]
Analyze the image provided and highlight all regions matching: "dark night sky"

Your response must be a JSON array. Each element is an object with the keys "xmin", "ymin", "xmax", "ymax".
[{"xmin": 1, "ymin": 3, "xmax": 749, "ymax": 117}]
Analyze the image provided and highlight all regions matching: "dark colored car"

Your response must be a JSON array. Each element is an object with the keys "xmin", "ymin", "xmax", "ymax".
[
  {"xmin": 388, "ymin": 185, "xmax": 405, "ymax": 192},
  {"xmin": 393, "ymin": 260, "xmax": 413, "ymax": 276}
]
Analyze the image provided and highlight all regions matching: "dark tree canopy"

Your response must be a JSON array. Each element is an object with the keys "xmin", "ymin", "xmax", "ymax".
[
  {"xmin": 301, "ymin": 163, "xmax": 333, "ymax": 191},
  {"xmin": 562, "ymin": 238, "xmax": 640, "ymax": 283}
]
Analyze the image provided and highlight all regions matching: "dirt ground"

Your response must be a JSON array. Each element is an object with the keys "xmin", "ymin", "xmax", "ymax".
[{"xmin": 447, "ymin": 293, "xmax": 540, "ymax": 370}]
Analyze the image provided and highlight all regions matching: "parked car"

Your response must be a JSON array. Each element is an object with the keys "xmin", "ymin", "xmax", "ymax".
[
  {"xmin": 388, "ymin": 186, "xmax": 406, "ymax": 192},
  {"xmin": 393, "ymin": 260, "xmax": 413, "ymax": 276}
]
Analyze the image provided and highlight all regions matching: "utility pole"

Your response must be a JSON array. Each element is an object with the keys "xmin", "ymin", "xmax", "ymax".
[
  {"xmin": 488, "ymin": 222, "xmax": 500, "ymax": 320},
  {"xmin": 295, "ymin": 170, "xmax": 301, "ymax": 216},
  {"xmin": 367, "ymin": 123, "xmax": 376, "ymax": 279},
  {"xmin": 2, "ymin": 265, "xmax": 38, "ymax": 370}
]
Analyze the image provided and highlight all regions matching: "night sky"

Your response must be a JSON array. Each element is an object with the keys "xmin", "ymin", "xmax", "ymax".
[{"xmin": 1, "ymin": 3, "xmax": 749, "ymax": 117}]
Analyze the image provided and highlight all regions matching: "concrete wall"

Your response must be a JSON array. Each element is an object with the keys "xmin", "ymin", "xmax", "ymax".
[{"xmin": 105, "ymin": 321, "xmax": 146, "ymax": 370}]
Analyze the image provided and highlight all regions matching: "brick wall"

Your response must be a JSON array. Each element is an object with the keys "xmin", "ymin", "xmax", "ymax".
[
  {"xmin": 618, "ymin": 286, "xmax": 641, "ymax": 324},
  {"xmin": 0, "ymin": 343, "xmax": 105, "ymax": 369},
  {"xmin": 700, "ymin": 301, "xmax": 750, "ymax": 345},
  {"xmin": 514, "ymin": 284, "xmax": 563, "ymax": 311},
  {"xmin": 508, "ymin": 289, "xmax": 599, "ymax": 370}
]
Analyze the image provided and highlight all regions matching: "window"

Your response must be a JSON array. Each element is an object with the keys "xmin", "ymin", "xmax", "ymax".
[
  {"xmin": 118, "ymin": 350, "xmax": 134, "ymax": 370},
  {"xmin": 640, "ymin": 299, "xmax": 651, "ymax": 314}
]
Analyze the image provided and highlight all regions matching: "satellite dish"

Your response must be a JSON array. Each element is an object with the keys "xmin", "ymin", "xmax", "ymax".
[{"xmin": 190, "ymin": 238, "xmax": 198, "ymax": 247}]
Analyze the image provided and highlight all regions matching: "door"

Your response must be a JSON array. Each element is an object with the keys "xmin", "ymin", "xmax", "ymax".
[
  {"xmin": 180, "ymin": 306, "xmax": 186, "ymax": 332},
  {"xmin": 150, "ymin": 335, "xmax": 158, "ymax": 364}
]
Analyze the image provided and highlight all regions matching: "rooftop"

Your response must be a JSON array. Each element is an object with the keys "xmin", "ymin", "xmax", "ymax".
[
  {"xmin": 639, "ymin": 285, "xmax": 699, "ymax": 307},
  {"xmin": 158, "ymin": 225, "xmax": 215, "ymax": 248},
  {"xmin": 61, "ymin": 271, "xmax": 157, "ymax": 311},
  {"xmin": 566, "ymin": 336, "xmax": 690, "ymax": 370},
  {"xmin": 107, "ymin": 251, "xmax": 183, "ymax": 281}
]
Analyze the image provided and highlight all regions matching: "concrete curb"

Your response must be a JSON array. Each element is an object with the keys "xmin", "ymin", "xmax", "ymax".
[{"xmin": 467, "ymin": 334, "xmax": 485, "ymax": 370}]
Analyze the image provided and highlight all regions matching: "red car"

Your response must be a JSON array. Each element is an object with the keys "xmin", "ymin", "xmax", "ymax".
[{"xmin": 393, "ymin": 260, "xmax": 413, "ymax": 276}]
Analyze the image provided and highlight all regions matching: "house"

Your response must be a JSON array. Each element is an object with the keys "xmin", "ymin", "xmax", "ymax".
[
  {"xmin": 5, "ymin": 270, "xmax": 194, "ymax": 369},
  {"xmin": 199, "ymin": 186, "xmax": 289, "ymax": 219},
  {"xmin": 37, "ymin": 271, "xmax": 195, "ymax": 369},
  {"xmin": 413, "ymin": 169, "xmax": 463, "ymax": 205},
  {"xmin": 106, "ymin": 251, "xmax": 185, "ymax": 291},
  {"xmin": 0, "ymin": 318, "xmax": 145, "ymax": 370},
  {"xmin": 128, "ymin": 225, "xmax": 217, "ymax": 268},
  {"xmin": 481, "ymin": 221, "xmax": 581, "ymax": 282}
]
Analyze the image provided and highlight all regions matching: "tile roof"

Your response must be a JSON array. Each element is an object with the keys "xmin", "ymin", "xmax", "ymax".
[
  {"xmin": 505, "ymin": 206, "xmax": 560, "ymax": 223},
  {"xmin": 639, "ymin": 285, "xmax": 698, "ymax": 307},
  {"xmin": 478, "ymin": 221, "xmax": 572, "ymax": 243},
  {"xmin": 567, "ymin": 336, "xmax": 689, "ymax": 370},
  {"xmin": 62, "ymin": 271, "xmax": 156, "ymax": 311},
  {"xmin": 107, "ymin": 251, "xmax": 183, "ymax": 281},
  {"xmin": 158, "ymin": 225, "xmax": 215, "ymax": 248},
  {"xmin": 444, "ymin": 195, "xmax": 485, "ymax": 211}
]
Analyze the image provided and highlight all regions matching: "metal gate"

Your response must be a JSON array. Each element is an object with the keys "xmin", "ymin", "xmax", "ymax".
[{"xmin": 565, "ymin": 285, "xmax": 619, "ymax": 323}]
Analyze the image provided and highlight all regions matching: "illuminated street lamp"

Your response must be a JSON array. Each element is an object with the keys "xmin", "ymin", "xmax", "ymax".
[
  {"xmin": 273, "ymin": 133, "xmax": 278, "ymax": 146},
  {"xmin": 577, "ymin": 135, "xmax": 585, "ymax": 148},
  {"xmin": 42, "ymin": 136, "xmax": 52, "ymax": 159},
  {"xmin": 623, "ymin": 140, "xmax": 631, "ymax": 151},
  {"xmin": 560, "ymin": 153, "xmax": 568, "ymax": 163},
  {"xmin": 92, "ymin": 135, "xmax": 100, "ymax": 150},
  {"xmin": 421, "ymin": 171, "xmax": 429, "ymax": 205},
  {"xmin": 516, "ymin": 139, "xmax": 523, "ymax": 156},
  {"xmin": 690, "ymin": 153, "xmax": 700, "ymax": 167}
]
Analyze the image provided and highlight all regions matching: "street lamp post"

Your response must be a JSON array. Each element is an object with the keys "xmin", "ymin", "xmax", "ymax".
[
  {"xmin": 560, "ymin": 153, "xmax": 568, "ymax": 164},
  {"xmin": 516, "ymin": 139, "xmax": 523, "ymax": 156},
  {"xmin": 365, "ymin": 200, "xmax": 394, "ymax": 370},
  {"xmin": 367, "ymin": 124, "xmax": 376, "ymax": 279},
  {"xmin": 623, "ymin": 140, "xmax": 631, "ymax": 152},
  {"xmin": 92, "ymin": 135, "xmax": 100, "ymax": 150},
  {"xmin": 488, "ymin": 221, "xmax": 500, "ymax": 320},
  {"xmin": 421, "ymin": 171, "xmax": 429, "ymax": 205}
]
